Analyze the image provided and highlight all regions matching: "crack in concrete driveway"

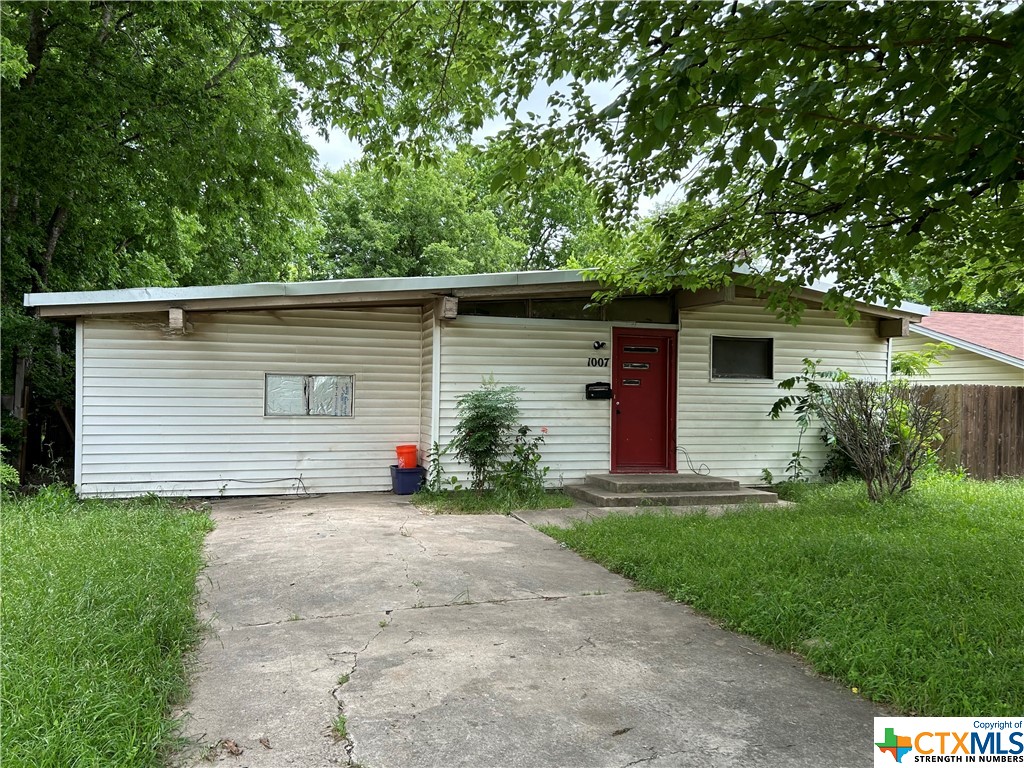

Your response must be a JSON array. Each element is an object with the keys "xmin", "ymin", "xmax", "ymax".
[{"xmin": 175, "ymin": 493, "xmax": 883, "ymax": 767}]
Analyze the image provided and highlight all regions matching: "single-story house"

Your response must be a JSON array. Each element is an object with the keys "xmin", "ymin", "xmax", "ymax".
[
  {"xmin": 24, "ymin": 270, "xmax": 927, "ymax": 497},
  {"xmin": 891, "ymin": 311, "xmax": 1024, "ymax": 385}
]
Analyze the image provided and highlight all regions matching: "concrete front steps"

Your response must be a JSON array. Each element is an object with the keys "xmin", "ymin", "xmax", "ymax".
[{"xmin": 565, "ymin": 473, "xmax": 778, "ymax": 508}]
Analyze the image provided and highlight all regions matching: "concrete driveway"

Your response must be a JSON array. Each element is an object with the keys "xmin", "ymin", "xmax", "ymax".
[{"xmin": 179, "ymin": 494, "xmax": 883, "ymax": 768}]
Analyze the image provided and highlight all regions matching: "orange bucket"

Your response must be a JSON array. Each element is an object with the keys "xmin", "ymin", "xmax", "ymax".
[{"xmin": 396, "ymin": 444, "xmax": 418, "ymax": 469}]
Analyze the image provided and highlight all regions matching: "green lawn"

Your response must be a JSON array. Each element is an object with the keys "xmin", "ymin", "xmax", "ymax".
[
  {"xmin": 414, "ymin": 488, "xmax": 574, "ymax": 514},
  {"xmin": 541, "ymin": 475, "xmax": 1024, "ymax": 716},
  {"xmin": 1, "ymin": 486, "xmax": 213, "ymax": 767}
]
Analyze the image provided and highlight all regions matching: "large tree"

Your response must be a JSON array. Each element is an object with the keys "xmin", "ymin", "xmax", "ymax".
[
  {"xmin": 1, "ymin": 3, "xmax": 319, "ymax": 299},
  {"xmin": 0, "ymin": 1, "xmax": 540, "ymax": 469},
  {"xmin": 311, "ymin": 147, "xmax": 601, "ymax": 279},
  {"xmin": 312, "ymin": 153, "xmax": 527, "ymax": 280},
  {"xmin": 526, "ymin": 1, "xmax": 1023, "ymax": 318},
  {"xmin": 282, "ymin": 1, "xmax": 1023, "ymax": 318},
  {"xmin": 1, "ymin": 2, "xmax": 319, "ymax": 464}
]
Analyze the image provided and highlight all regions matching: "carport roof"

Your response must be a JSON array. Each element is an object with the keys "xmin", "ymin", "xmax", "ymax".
[
  {"xmin": 23, "ymin": 270, "xmax": 602, "ymax": 318},
  {"xmin": 24, "ymin": 268, "xmax": 929, "ymax": 320}
]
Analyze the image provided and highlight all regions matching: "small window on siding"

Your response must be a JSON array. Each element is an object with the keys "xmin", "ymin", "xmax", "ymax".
[
  {"xmin": 711, "ymin": 337, "xmax": 773, "ymax": 380},
  {"xmin": 265, "ymin": 374, "xmax": 354, "ymax": 416}
]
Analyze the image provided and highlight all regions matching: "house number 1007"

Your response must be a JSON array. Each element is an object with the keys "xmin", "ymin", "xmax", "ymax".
[{"xmin": 587, "ymin": 357, "xmax": 610, "ymax": 367}]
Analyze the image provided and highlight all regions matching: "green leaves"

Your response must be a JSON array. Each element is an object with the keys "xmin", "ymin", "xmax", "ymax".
[
  {"xmin": 4, "ymin": 0, "xmax": 1022, "ymax": 420},
  {"xmin": 1, "ymin": 2, "xmax": 318, "ymax": 420},
  {"xmin": 510, "ymin": 160, "xmax": 528, "ymax": 183},
  {"xmin": 449, "ymin": 378, "xmax": 524, "ymax": 491},
  {"xmin": 712, "ymin": 163, "xmax": 733, "ymax": 190},
  {"xmin": 310, "ymin": 145, "xmax": 600, "ymax": 279},
  {"xmin": 353, "ymin": 1, "xmax": 1023, "ymax": 317}
]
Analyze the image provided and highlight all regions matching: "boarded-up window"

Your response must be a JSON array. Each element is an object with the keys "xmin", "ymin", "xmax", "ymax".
[
  {"xmin": 265, "ymin": 374, "xmax": 354, "ymax": 416},
  {"xmin": 711, "ymin": 337, "xmax": 773, "ymax": 380}
]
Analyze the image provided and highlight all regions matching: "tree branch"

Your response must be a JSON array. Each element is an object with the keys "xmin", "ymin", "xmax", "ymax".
[
  {"xmin": 433, "ymin": 1, "xmax": 466, "ymax": 113},
  {"xmin": 205, "ymin": 51, "xmax": 248, "ymax": 91},
  {"xmin": 364, "ymin": 2, "xmax": 421, "ymax": 63},
  {"xmin": 798, "ymin": 32, "xmax": 1014, "ymax": 54},
  {"xmin": 22, "ymin": 7, "xmax": 55, "ymax": 89},
  {"xmin": 97, "ymin": 5, "xmax": 135, "ymax": 46},
  {"xmin": 36, "ymin": 203, "xmax": 70, "ymax": 292}
]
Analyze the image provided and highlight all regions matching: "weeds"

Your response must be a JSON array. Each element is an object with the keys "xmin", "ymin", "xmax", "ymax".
[
  {"xmin": 1, "ymin": 486, "xmax": 214, "ymax": 766},
  {"xmin": 331, "ymin": 714, "xmax": 348, "ymax": 742},
  {"xmin": 414, "ymin": 488, "xmax": 573, "ymax": 515}
]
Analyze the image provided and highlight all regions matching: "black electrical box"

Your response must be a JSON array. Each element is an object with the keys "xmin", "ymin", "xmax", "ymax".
[{"xmin": 585, "ymin": 382, "xmax": 613, "ymax": 400}]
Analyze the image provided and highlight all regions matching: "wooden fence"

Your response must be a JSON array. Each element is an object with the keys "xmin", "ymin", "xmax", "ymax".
[{"xmin": 919, "ymin": 384, "xmax": 1024, "ymax": 480}]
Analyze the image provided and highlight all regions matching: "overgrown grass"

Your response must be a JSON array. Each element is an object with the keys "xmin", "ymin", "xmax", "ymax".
[
  {"xmin": 331, "ymin": 713, "xmax": 348, "ymax": 742},
  {"xmin": 541, "ymin": 475, "xmax": 1024, "ymax": 716},
  {"xmin": 1, "ymin": 486, "xmax": 214, "ymax": 767},
  {"xmin": 414, "ymin": 488, "xmax": 574, "ymax": 514}
]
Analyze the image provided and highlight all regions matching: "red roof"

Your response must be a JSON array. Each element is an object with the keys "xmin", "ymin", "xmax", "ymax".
[{"xmin": 917, "ymin": 312, "xmax": 1024, "ymax": 362}]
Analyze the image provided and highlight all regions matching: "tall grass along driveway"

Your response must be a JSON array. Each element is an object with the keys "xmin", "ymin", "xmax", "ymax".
[
  {"xmin": 1, "ymin": 486, "xmax": 213, "ymax": 767},
  {"xmin": 542, "ymin": 476, "xmax": 1023, "ymax": 717}
]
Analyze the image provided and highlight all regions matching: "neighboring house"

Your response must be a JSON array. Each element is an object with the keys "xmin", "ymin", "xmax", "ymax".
[
  {"xmin": 894, "ymin": 312, "xmax": 1024, "ymax": 385},
  {"xmin": 24, "ymin": 271, "xmax": 926, "ymax": 497}
]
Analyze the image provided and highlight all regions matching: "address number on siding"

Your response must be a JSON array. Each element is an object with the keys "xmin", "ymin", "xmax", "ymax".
[{"xmin": 587, "ymin": 357, "xmax": 610, "ymax": 367}]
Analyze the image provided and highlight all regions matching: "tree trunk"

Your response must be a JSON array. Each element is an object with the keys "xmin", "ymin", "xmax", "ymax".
[
  {"xmin": 54, "ymin": 401, "xmax": 74, "ymax": 442},
  {"xmin": 22, "ymin": 7, "xmax": 52, "ymax": 89},
  {"xmin": 15, "ymin": 358, "xmax": 31, "ymax": 479},
  {"xmin": 37, "ymin": 204, "xmax": 70, "ymax": 291}
]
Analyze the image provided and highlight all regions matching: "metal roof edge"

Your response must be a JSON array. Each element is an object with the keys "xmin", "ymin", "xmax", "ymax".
[
  {"xmin": 909, "ymin": 325, "xmax": 1024, "ymax": 369},
  {"xmin": 23, "ymin": 267, "xmax": 930, "ymax": 320},
  {"xmin": 23, "ymin": 269, "xmax": 590, "ymax": 310},
  {"xmin": 727, "ymin": 265, "xmax": 928, "ymax": 319},
  {"xmin": 797, "ymin": 278, "xmax": 930, "ymax": 319}
]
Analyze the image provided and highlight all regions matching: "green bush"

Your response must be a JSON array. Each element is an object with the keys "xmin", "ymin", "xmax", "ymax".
[
  {"xmin": 448, "ymin": 378, "xmax": 522, "ymax": 490},
  {"xmin": 443, "ymin": 378, "xmax": 556, "ymax": 506},
  {"xmin": 0, "ymin": 445, "xmax": 20, "ymax": 493}
]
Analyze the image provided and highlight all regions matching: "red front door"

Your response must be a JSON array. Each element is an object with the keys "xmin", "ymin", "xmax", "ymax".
[{"xmin": 611, "ymin": 328, "xmax": 676, "ymax": 473}]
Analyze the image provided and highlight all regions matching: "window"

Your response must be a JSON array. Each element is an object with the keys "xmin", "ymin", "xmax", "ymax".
[
  {"xmin": 711, "ymin": 337, "xmax": 773, "ymax": 380},
  {"xmin": 459, "ymin": 294, "xmax": 676, "ymax": 323},
  {"xmin": 265, "ymin": 374, "xmax": 354, "ymax": 417},
  {"xmin": 459, "ymin": 299, "xmax": 528, "ymax": 317},
  {"xmin": 529, "ymin": 298, "xmax": 602, "ymax": 321},
  {"xmin": 604, "ymin": 296, "xmax": 675, "ymax": 324}
]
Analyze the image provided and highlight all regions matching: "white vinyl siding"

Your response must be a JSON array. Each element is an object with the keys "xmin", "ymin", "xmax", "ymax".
[
  {"xmin": 419, "ymin": 303, "xmax": 435, "ymax": 460},
  {"xmin": 78, "ymin": 308, "xmax": 422, "ymax": 497},
  {"xmin": 677, "ymin": 301, "xmax": 888, "ymax": 485},
  {"xmin": 437, "ymin": 316, "xmax": 617, "ymax": 486},
  {"xmin": 75, "ymin": 295, "xmax": 912, "ymax": 497},
  {"xmin": 892, "ymin": 334, "xmax": 1024, "ymax": 385}
]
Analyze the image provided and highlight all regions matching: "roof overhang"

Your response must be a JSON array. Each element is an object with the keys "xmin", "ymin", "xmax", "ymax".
[
  {"xmin": 24, "ymin": 269, "xmax": 929, "ymax": 321},
  {"xmin": 910, "ymin": 324, "xmax": 1024, "ymax": 370},
  {"xmin": 788, "ymin": 279, "xmax": 929, "ymax": 322},
  {"xmin": 24, "ymin": 270, "xmax": 602, "ymax": 318}
]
